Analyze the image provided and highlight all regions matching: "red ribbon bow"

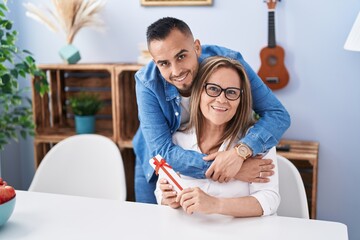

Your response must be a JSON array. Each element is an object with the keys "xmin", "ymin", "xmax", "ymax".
[
  {"xmin": 153, "ymin": 158, "xmax": 172, "ymax": 175},
  {"xmin": 152, "ymin": 157, "xmax": 183, "ymax": 191}
]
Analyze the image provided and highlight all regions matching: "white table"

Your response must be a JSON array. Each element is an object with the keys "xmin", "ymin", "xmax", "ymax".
[{"xmin": 0, "ymin": 191, "xmax": 348, "ymax": 240}]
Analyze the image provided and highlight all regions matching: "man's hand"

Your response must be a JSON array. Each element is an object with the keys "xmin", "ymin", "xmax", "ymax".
[
  {"xmin": 203, "ymin": 148, "xmax": 244, "ymax": 183},
  {"xmin": 159, "ymin": 178, "xmax": 180, "ymax": 208},
  {"xmin": 235, "ymin": 156, "xmax": 275, "ymax": 183}
]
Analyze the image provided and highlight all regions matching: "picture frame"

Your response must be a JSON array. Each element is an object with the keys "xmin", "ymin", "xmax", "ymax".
[{"xmin": 141, "ymin": 0, "xmax": 213, "ymax": 6}]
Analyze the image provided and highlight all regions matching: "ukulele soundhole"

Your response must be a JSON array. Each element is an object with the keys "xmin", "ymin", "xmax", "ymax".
[{"xmin": 267, "ymin": 56, "xmax": 278, "ymax": 66}]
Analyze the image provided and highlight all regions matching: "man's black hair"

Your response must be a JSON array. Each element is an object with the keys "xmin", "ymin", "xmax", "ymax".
[{"xmin": 146, "ymin": 17, "xmax": 193, "ymax": 44}]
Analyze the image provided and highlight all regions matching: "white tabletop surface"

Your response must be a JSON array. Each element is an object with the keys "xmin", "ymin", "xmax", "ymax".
[{"xmin": 0, "ymin": 191, "xmax": 348, "ymax": 240}]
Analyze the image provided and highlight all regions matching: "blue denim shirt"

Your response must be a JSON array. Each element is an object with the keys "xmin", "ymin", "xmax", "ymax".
[{"xmin": 133, "ymin": 45, "xmax": 290, "ymax": 182}]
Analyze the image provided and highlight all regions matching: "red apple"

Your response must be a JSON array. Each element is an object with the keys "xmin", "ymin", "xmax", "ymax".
[
  {"xmin": 0, "ymin": 184, "xmax": 16, "ymax": 204},
  {"xmin": 0, "ymin": 177, "xmax": 7, "ymax": 186}
]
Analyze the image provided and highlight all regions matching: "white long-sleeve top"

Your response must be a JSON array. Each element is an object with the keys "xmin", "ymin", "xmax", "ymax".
[{"xmin": 155, "ymin": 128, "xmax": 280, "ymax": 216}]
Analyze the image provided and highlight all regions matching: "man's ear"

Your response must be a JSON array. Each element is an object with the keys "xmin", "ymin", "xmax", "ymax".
[{"xmin": 194, "ymin": 39, "xmax": 202, "ymax": 57}]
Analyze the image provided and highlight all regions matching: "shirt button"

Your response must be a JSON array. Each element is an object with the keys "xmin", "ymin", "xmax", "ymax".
[
  {"xmin": 147, "ymin": 173, "xmax": 150, "ymax": 177},
  {"xmin": 176, "ymin": 96, "xmax": 180, "ymax": 99},
  {"xmin": 175, "ymin": 112, "xmax": 179, "ymax": 116}
]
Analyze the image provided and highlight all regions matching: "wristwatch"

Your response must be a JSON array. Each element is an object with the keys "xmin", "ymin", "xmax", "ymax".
[{"xmin": 234, "ymin": 143, "xmax": 252, "ymax": 160}]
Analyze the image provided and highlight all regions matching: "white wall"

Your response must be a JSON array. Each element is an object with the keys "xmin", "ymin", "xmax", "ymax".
[{"xmin": 4, "ymin": 0, "xmax": 360, "ymax": 239}]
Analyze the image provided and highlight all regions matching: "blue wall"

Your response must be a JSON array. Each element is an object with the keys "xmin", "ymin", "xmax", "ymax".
[{"xmin": 3, "ymin": 0, "xmax": 360, "ymax": 239}]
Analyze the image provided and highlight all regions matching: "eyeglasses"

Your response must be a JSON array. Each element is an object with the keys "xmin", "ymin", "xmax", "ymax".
[{"xmin": 203, "ymin": 83, "xmax": 243, "ymax": 101}]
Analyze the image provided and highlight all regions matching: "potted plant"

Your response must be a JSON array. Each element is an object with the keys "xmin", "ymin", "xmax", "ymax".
[
  {"xmin": 69, "ymin": 92, "xmax": 103, "ymax": 134},
  {"xmin": 0, "ymin": 0, "xmax": 48, "ymax": 152}
]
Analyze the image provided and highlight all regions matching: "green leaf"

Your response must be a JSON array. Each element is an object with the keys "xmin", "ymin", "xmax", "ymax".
[
  {"xmin": 23, "ymin": 49, "xmax": 32, "ymax": 54},
  {"xmin": 5, "ymin": 20, "xmax": 12, "ymax": 30},
  {"xmin": 1, "ymin": 73, "xmax": 10, "ymax": 83},
  {"xmin": 19, "ymin": 70, "xmax": 26, "ymax": 78},
  {"xmin": 0, "ymin": 3, "xmax": 8, "ymax": 11},
  {"xmin": 10, "ymin": 68, "xmax": 18, "ymax": 78},
  {"xmin": 20, "ymin": 130, "xmax": 27, "ymax": 139},
  {"xmin": 25, "ymin": 55, "xmax": 35, "ymax": 64}
]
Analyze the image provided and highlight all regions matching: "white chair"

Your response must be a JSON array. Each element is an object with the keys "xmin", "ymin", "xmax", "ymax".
[
  {"xmin": 277, "ymin": 155, "xmax": 309, "ymax": 219},
  {"xmin": 29, "ymin": 134, "xmax": 126, "ymax": 201}
]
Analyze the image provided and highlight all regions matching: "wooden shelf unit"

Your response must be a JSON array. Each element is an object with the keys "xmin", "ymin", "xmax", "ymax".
[
  {"xmin": 277, "ymin": 139, "xmax": 319, "ymax": 219},
  {"xmin": 32, "ymin": 63, "xmax": 142, "ymax": 201}
]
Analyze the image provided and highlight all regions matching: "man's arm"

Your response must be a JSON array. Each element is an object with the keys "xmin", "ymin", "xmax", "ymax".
[
  {"xmin": 135, "ymin": 69, "xmax": 210, "ymax": 180},
  {"xmin": 240, "ymin": 58, "xmax": 291, "ymax": 154}
]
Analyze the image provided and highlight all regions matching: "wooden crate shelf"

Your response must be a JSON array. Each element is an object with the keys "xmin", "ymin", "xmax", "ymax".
[
  {"xmin": 277, "ymin": 139, "xmax": 319, "ymax": 219},
  {"xmin": 32, "ymin": 64, "xmax": 117, "ymax": 140},
  {"xmin": 32, "ymin": 63, "xmax": 143, "ymax": 202}
]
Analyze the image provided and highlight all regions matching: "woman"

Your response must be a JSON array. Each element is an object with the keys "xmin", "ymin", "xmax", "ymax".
[{"xmin": 155, "ymin": 56, "xmax": 280, "ymax": 217}]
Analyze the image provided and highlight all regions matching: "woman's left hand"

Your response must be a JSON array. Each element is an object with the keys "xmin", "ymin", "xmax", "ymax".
[
  {"xmin": 176, "ymin": 187, "xmax": 219, "ymax": 215},
  {"xmin": 159, "ymin": 178, "xmax": 181, "ymax": 209}
]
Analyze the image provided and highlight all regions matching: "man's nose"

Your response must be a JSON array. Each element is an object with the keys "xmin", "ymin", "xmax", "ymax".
[{"xmin": 172, "ymin": 63, "xmax": 182, "ymax": 76}]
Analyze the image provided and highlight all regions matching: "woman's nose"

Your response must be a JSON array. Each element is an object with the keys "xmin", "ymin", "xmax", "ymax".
[{"xmin": 216, "ymin": 91, "xmax": 228, "ymax": 103}]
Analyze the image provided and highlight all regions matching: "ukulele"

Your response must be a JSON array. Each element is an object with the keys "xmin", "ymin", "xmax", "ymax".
[{"xmin": 258, "ymin": 0, "xmax": 289, "ymax": 90}]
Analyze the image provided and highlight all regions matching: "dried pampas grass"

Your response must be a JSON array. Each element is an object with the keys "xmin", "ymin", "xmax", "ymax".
[{"xmin": 24, "ymin": 0, "xmax": 106, "ymax": 44}]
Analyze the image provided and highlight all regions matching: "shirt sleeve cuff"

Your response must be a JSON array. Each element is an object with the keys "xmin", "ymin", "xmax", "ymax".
[
  {"xmin": 251, "ymin": 191, "xmax": 280, "ymax": 216},
  {"xmin": 241, "ymin": 134, "xmax": 264, "ymax": 156}
]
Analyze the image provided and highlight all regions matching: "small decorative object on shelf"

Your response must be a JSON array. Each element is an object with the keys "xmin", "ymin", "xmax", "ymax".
[
  {"xmin": 59, "ymin": 44, "xmax": 81, "ymax": 65},
  {"xmin": 69, "ymin": 92, "xmax": 103, "ymax": 134},
  {"xmin": 24, "ymin": 0, "xmax": 106, "ymax": 64}
]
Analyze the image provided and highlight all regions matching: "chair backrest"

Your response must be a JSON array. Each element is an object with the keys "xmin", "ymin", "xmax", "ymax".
[
  {"xmin": 277, "ymin": 155, "xmax": 309, "ymax": 219},
  {"xmin": 29, "ymin": 134, "xmax": 126, "ymax": 201}
]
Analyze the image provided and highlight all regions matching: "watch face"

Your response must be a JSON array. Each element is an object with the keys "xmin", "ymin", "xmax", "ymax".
[
  {"xmin": 236, "ymin": 144, "xmax": 250, "ymax": 158},
  {"xmin": 239, "ymin": 146, "xmax": 247, "ymax": 154}
]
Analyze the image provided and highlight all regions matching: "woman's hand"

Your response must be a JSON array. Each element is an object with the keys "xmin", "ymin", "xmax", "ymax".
[
  {"xmin": 235, "ymin": 156, "xmax": 275, "ymax": 183},
  {"xmin": 176, "ymin": 187, "xmax": 219, "ymax": 215},
  {"xmin": 159, "ymin": 178, "xmax": 180, "ymax": 209}
]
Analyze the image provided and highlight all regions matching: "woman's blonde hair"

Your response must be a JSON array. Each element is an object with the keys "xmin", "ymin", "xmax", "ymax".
[{"xmin": 186, "ymin": 56, "xmax": 255, "ymax": 150}]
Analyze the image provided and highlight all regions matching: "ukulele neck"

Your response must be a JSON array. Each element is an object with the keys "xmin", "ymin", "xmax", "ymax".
[{"xmin": 268, "ymin": 10, "xmax": 276, "ymax": 48}]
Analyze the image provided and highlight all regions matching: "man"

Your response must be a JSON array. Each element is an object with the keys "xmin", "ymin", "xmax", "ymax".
[{"xmin": 133, "ymin": 17, "xmax": 290, "ymax": 203}]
